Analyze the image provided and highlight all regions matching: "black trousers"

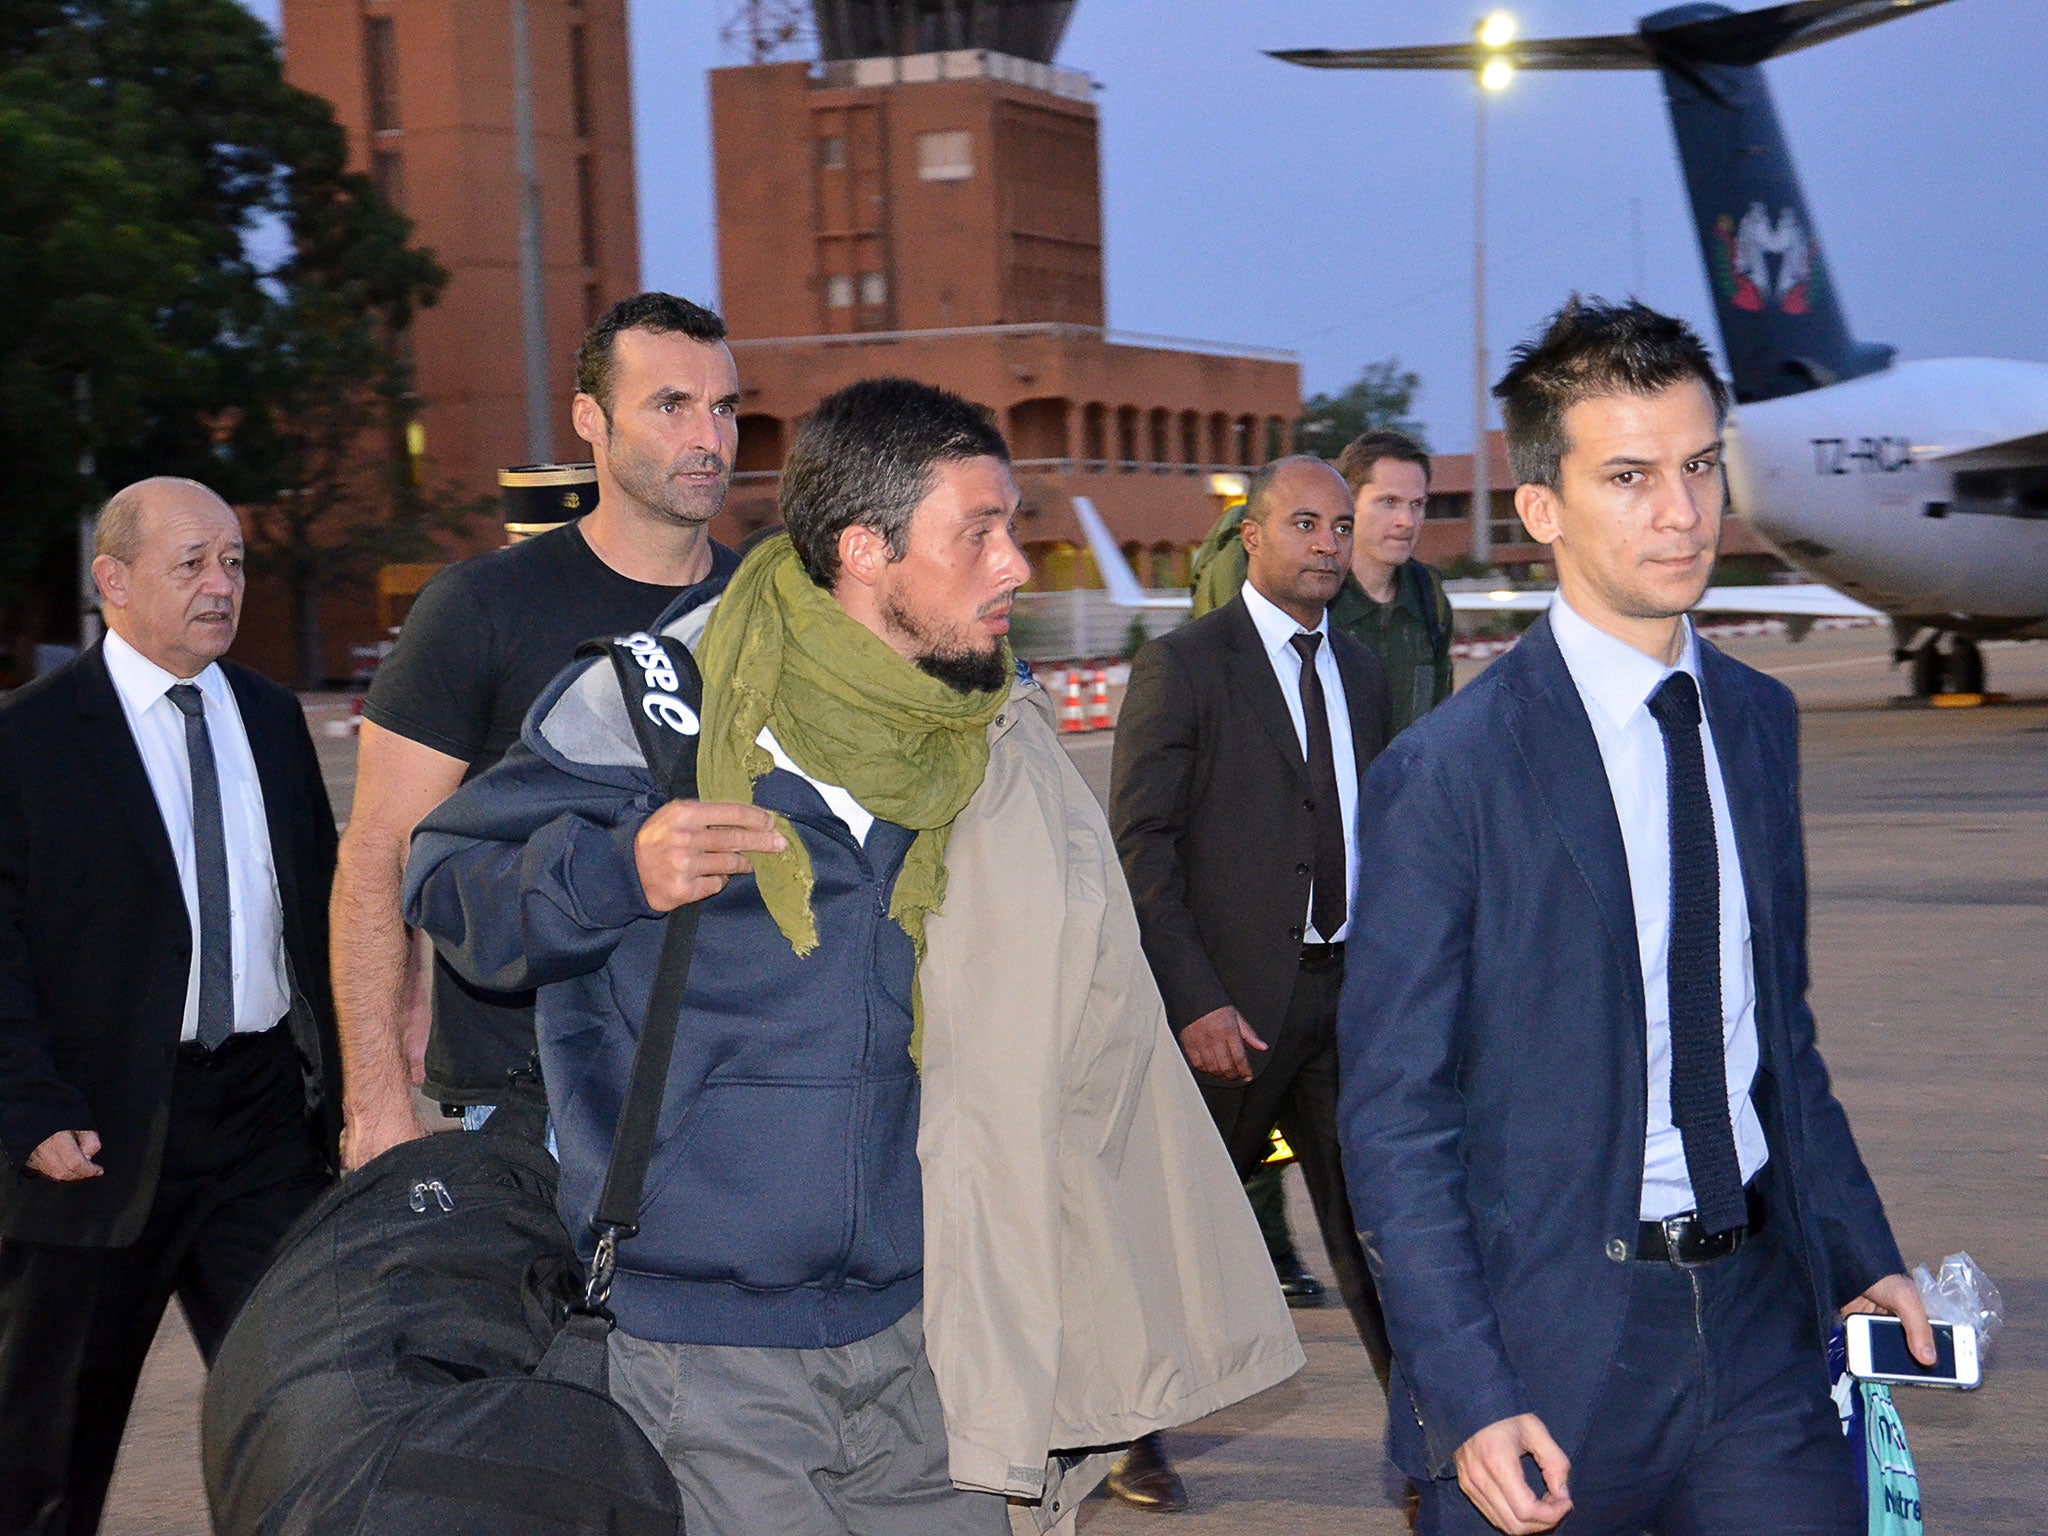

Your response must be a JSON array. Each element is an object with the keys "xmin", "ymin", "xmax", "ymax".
[
  {"xmin": 1199, "ymin": 957, "xmax": 1392, "ymax": 1388},
  {"xmin": 1417, "ymin": 1222, "xmax": 1860, "ymax": 1535},
  {"xmin": 0, "ymin": 1025, "xmax": 330, "ymax": 1536}
]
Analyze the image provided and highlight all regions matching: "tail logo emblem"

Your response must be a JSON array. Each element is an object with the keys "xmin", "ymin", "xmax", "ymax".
[{"xmin": 1715, "ymin": 203, "xmax": 1812, "ymax": 315}]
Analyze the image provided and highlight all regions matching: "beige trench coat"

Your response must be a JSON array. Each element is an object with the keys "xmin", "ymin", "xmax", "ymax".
[{"xmin": 921, "ymin": 679, "xmax": 1305, "ymax": 1525}]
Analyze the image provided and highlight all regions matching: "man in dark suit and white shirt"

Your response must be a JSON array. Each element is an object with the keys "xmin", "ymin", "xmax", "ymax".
[
  {"xmin": 1338, "ymin": 299, "xmax": 1932, "ymax": 1535},
  {"xmin": 1111, "ymin": 455, "xmax": 1392, "ymax": 1508},
  {"xmin": 0, "ymin": 478, "xmax": 338, "ymax": 1536}
]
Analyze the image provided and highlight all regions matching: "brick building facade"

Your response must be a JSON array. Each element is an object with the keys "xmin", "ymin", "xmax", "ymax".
[{"xmin": 704, "ymin": 48, "xmax": 1301, "ymax": 589}]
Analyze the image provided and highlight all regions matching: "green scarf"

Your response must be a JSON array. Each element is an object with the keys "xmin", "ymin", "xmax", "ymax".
[{"xmin": 695, "ymin": 535, "xmax": 1009, "ymax": 1024}]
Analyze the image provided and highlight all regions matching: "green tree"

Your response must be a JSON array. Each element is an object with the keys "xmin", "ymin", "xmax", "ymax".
[
  {"xmin": 0, "ymin": 62, "xmax": 204, "ymax": 641},
  {"xmin": 1294, "ymin": 359, "xmax": 1429, "ymax": 460},
  {"xmin": 0, "ymin": 0, "xmax": 447, "ymax": 680}
]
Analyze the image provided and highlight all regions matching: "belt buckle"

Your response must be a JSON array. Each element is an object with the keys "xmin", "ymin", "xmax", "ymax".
[
  {"xmin": 1664, "ymin": 1214, "xmax": 1744, "ymax": 1268},
  {"xmin": 1660, "ymin": 1214, "xmax": 1694, "ymax": 1268}
]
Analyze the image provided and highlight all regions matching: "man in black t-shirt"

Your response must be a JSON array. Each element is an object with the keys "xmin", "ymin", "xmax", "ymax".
[{"xmin": 334, "ymin": 294, "xmax": 782, "ymax": 1168}]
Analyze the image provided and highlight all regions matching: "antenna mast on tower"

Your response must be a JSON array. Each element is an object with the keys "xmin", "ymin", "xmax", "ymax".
[{"xmin": 721, "ymin": 1, "xmax": 812, "ymax": 63}]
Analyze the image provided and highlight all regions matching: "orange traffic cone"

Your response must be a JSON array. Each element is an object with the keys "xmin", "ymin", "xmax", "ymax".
[
  {"xmin": 1059, "ymin": 668, "xmax": 1085, "ymax": 732},
  {"xmin": 1087, "ymin": 667, "xmax": 1112, "ymax": 730}
]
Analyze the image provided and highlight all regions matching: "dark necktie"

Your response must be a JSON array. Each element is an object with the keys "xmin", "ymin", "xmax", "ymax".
[
  {"xmin": 1646, "ymin": 670, "xmax": 1746, "ymax": 1233},
  {"xmin": 168, "ymin": 683, "xmax": 235, "ymax": 1050},
  {"xmin": 1289, "ymin": 632, "xmax": 1347, "ymax": 941}
]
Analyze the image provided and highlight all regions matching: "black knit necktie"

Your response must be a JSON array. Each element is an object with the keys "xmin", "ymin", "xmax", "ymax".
[
  {"xmin": 1289, "ymin": 632, "xmax": 1346, "ymax": 941},
  {"xmin": 1646, "ymin": 670, "xmax": 1746, "ymax": 1233}
]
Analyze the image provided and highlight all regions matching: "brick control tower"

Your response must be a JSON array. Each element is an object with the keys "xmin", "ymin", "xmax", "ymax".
[{"xmin": 709, "ymin": 1, "xmax": 1300, "ymax": 595}]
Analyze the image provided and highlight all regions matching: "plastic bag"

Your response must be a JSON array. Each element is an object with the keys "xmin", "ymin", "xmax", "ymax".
[
  {"xmin": 1830, "ymin": 1328, "xmax": 1923, "ymax": 1534},
  {"xmin": 1912, "ymin": 1250, "xmax": 2003, "ymax": 1357}
]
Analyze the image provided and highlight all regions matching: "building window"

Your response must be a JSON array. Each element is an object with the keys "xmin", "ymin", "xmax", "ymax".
[
  {"xmin": 364, "ymin": 15, "xmax": 399, "ymax": 133},
  {"xmin": 916, "ymin": 130, "xmax": 973, "ymax": 182},
  {"xmin": 569, "ymin": 23, "xmax": 591, "ymax": 138},
  {"xmin": 859, "ymin": 272, "xmax": 887, "ymax": 307},
  {"xmin": 827, "ymin": 274, "xmax": 855, "ymax": 308},
  {"xmin": 818, "ymin": 135, "xmax": 846, "ymax": 170},
  {"xmin": 576, "ymin": 155, "xmax": 598, "ymax": 268},
  {"xmin": 371, "ymin": 148, "xmax": 404, "ymax": 212},
  {"xmin": 583, "ymin": 282, "xmax": 601, "ymax": 328}
]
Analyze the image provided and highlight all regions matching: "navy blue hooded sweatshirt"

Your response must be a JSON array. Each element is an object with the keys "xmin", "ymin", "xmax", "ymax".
[{"xmin": 402, "ymin": 614, "xmax": 924, "ymax": 1350}]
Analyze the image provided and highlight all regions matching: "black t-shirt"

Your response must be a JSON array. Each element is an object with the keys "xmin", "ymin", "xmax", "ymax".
[{"xmin": 366, "ymin": 521, "xmax": 739, "ymax": 1103}]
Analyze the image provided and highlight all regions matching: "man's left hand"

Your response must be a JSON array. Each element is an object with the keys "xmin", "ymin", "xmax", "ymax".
[{"xmin": 1841, "ymin": 1272, "xmax": 1936, "ymax": 1366}]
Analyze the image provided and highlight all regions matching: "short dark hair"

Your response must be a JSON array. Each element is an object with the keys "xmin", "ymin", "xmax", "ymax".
[
  {"xmin": 1336, "ymin": 430, "xmax": 1431, "ymax": 496},
  {"xmin": 1493, "ymin": 297, "xmax": 1729, "ymax": 489},
  {"xmin": 575, "ymin": 292, "xmax": 728, "ymax": 418},
  {"xmin": 779, "ymin": 377, "xmax": 1010, "ymax": 588},
  {"xmin": 1242, "ymin": 454, "xmax": 1346, "ymax": 525}
]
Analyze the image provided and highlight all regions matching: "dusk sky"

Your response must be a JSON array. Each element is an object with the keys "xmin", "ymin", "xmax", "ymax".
[{"xmin": 246, "ymin": 0, "xmax": 2048, "ymax": 452}]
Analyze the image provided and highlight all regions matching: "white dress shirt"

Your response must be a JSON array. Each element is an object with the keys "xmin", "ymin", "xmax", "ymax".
[
  {"xmin": 101, "ymin": 630, "xmax": 292, "ymax": 1042},
  {"xmin": 1548, "ymin": 595, "xmax": 1771, "ymax": 1220},
  {"xmin": 758, "ymin": 726, "xmax": 874, "ymax": 845},
  {"xmin": 1240, "ymin": 581, "xmax": 1359, "ymax": 943}
]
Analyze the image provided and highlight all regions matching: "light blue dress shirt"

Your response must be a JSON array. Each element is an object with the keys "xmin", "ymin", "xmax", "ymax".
[{"xmin": 1548, "ymin": 595, "xmax": 1770, "ymax": 1221}]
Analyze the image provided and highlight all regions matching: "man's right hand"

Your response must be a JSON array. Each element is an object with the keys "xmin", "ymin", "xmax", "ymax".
[
  {"xmin": 341, "ymin": 1094, "xmax": 428, "ymax": 1172},
  {"xmin": 1454, "ymin": 1414, "xmax": 1572, "ymax": 1534},
  {"xmin": 1176, "ymin": 1005, "xmax": 1269, "ymax": 1083},
  {"xmin": 634, "ymin": 801, "xmax": 787, "ymax": 912},
  {"xmin": 28, "ymin": 1129, "xmax": 102, "ymax": 1181}
]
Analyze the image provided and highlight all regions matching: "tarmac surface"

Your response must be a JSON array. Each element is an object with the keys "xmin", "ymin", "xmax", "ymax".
[{"xmin": 102, "ymin": 624, "xmax": 2046, "ymax": 1534}]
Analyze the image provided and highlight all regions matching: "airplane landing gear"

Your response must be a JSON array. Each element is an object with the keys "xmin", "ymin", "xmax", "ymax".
[
  {"xmin": 1947, "ymin": 636, "xmax": 1985, "ymax": 696},
  {"xmin": 1909, "ymin": 643, "xmax": 1942, "ymax": 698},
  {"xmin": 1906, "ymin": 636, "xmax": 1986, "ymax": 698}
]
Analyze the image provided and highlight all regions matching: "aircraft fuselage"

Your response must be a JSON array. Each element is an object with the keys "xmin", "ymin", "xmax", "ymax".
[{"xmin": 1727, "ymin": 358, "xmax": 2048, "ymax": 638}]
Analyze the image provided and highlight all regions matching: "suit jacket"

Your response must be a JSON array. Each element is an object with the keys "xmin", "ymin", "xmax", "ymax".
[
  {"xmin": 1337, "ymin": 614, "xmax": 1902, "ymax": 1481},
  {"xmin": 1111, "ymin": 594, "xmax": 1392, "ymax": 1051},
  {"xmin": 0, "ymin": 643, "xmax": 340, "ymax": 1246}
]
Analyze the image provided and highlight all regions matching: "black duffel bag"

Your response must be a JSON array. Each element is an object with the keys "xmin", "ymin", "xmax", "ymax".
[{"xmin": 202, "ymin": 631, "xmax": 709, "ymax": 1535}]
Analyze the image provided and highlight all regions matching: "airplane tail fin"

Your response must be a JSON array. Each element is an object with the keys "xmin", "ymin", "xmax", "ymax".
[
  {"xmin": 1641, "ymin": 3, "xmax": 1914, "ymax": 400},
  {"xmin": 1272, "ymin": 0, "xmax": 1953, "ymax": 402}
]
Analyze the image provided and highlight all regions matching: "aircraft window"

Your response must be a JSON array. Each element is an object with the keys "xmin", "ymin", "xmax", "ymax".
[{"xmin": 1954, "ymin": 467, "xmax": 2048, "ymax": 520}]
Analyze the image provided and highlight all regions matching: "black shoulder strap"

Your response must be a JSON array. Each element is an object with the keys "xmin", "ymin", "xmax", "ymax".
[{"xmin": 569, "ymin": 631, "xmax": 706, "ymax": 1313}]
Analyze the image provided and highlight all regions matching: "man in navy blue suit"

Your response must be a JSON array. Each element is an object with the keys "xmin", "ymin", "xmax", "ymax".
[{"xmin": 1337, "ymin": 299, "xmax": 1935, "ymax": 1535}]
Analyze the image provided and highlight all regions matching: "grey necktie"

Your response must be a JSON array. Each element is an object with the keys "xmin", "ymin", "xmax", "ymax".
[{"xmin": 167, "ymin": 683, "xmax": 234, "ymax": 1050}]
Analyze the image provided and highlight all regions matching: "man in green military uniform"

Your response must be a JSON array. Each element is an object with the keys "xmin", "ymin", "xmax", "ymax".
[{"xmin": 1189, "ymin": 430, "xmax": 1454, "ymax": 1305}]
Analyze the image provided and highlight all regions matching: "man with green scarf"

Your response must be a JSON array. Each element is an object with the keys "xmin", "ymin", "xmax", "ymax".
[{"xmin": 404, "ymin": 379, "xmax": 1301, "ymax": 1533}]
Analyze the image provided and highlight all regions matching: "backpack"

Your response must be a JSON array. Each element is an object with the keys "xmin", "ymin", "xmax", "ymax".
[{"xmin": 202, "ymin": 632, "xmax": 708, "ymax": 1535}]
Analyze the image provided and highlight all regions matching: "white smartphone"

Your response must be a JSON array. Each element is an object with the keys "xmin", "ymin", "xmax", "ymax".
[{"xmin": 1845, "ymin": 1313, "xmax": 1980, "ymax": 1389}]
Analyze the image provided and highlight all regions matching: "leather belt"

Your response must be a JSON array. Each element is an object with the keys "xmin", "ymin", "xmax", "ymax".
[
  {"xmin": 1635, "ymin": 1183, "xmax": 1767, "ymax": 1265},
  {"xmin": 1298, "ymin": 942, "xmax": 1344, "ymax": 972},
  {"xmin": 176, "ymin": 1021, "xmax": 283, "ymax": 1067}
]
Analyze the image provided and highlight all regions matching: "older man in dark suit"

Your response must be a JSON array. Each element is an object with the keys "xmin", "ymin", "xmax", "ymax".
[
  {"xmin": 0, "ymin": 478, "xmax": 338, "ymax": 1536},
  {"xmin": 1340, "ymin": 301, "xmax": 1930, "ymax": 1536},
  {"xmin": 1111, "ymin": 455, "xmax": 1393, "ymax": 1508}
]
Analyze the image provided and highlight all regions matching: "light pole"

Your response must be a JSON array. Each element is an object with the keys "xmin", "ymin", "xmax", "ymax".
[
  {"xmin": 1471, "ymin": 11, "xmax": 1515, "ymax": 570},
  {"xmin": 510, "ymin": 0, "xmax": 552, "ymax": 466}
]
